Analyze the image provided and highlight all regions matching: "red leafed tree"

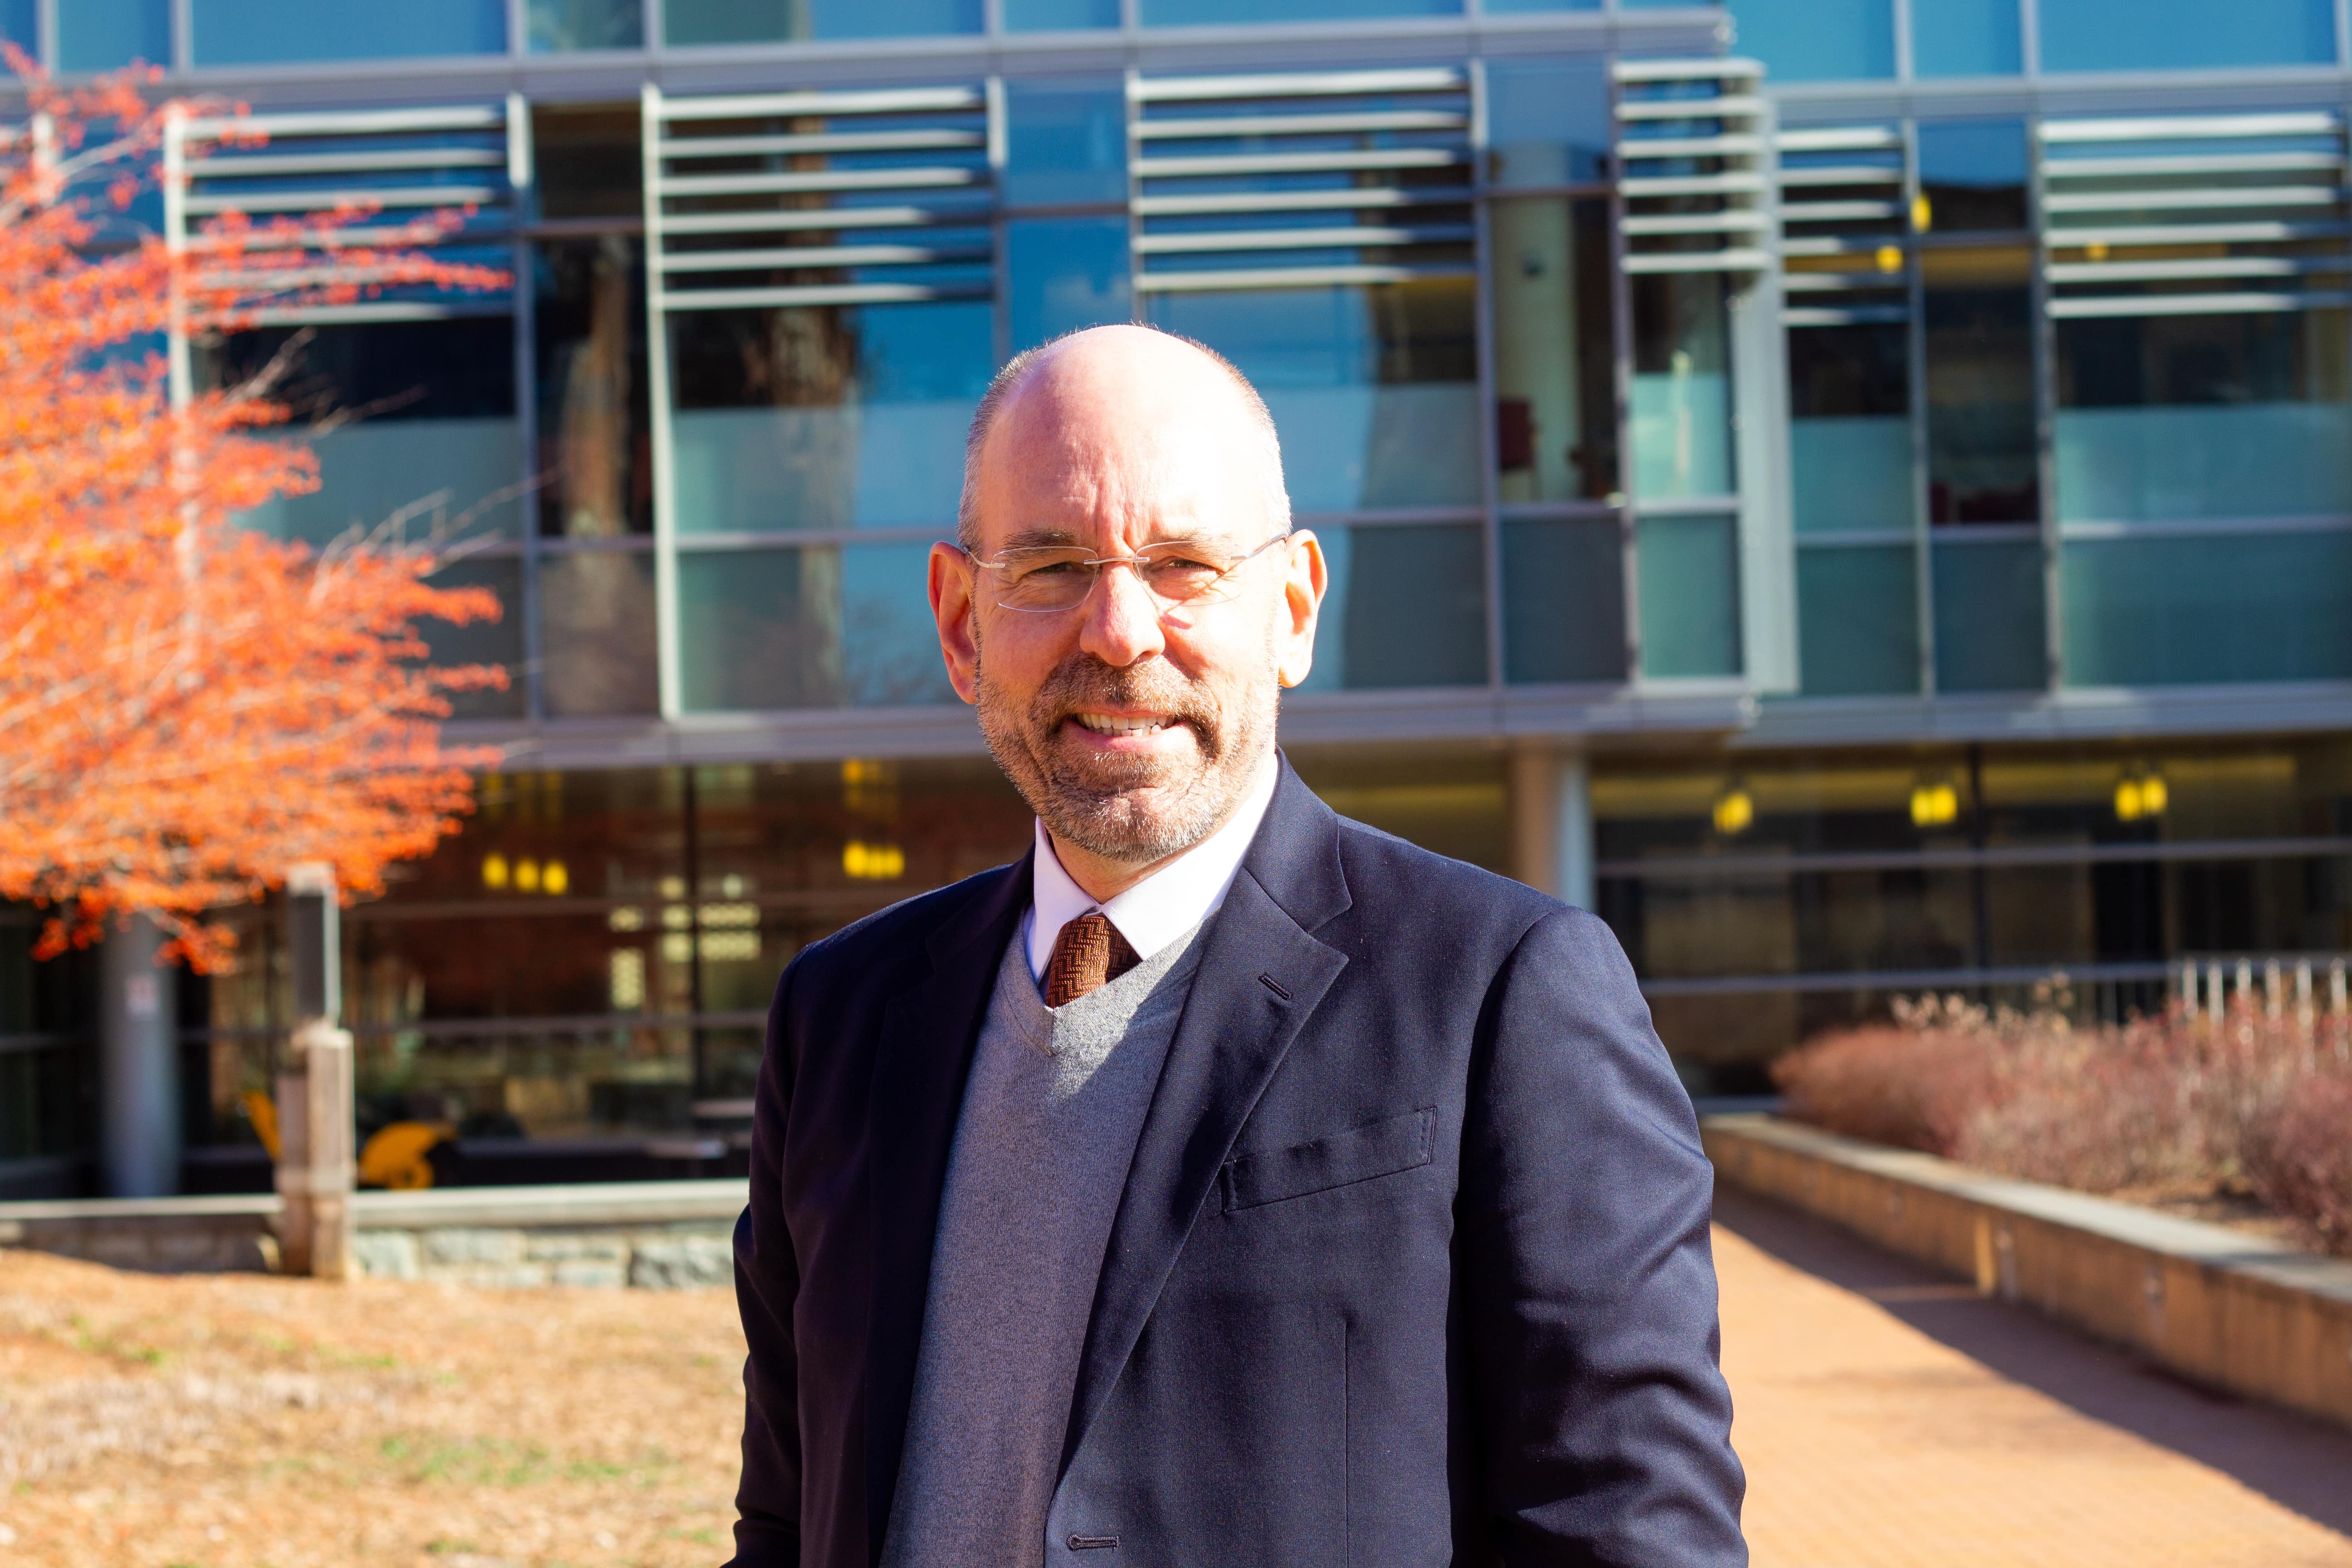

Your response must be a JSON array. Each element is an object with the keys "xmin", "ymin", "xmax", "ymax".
[{"xmin": 0, "ymin": 59, "xmax": 512, "ymax": 968}]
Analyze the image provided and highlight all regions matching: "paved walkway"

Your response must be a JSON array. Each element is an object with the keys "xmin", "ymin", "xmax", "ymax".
[{"xmin": 1715, "ymin": 1188, "xmax": 2352, "ymax": 1568}]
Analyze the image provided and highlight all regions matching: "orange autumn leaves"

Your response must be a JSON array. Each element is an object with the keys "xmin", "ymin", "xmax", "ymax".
[{"xmin": 0, "ymin": 60, "xmax": 508, "ymax": 968}]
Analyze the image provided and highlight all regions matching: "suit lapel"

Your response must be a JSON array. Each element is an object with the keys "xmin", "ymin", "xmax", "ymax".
[
  {"xmin": 863, "ymin": 853, "xmax": 1030, "ymax": 1565},
  {"xmin": 1059, "ymin": 762, "xmax": 1353, "ymax": 1470}
]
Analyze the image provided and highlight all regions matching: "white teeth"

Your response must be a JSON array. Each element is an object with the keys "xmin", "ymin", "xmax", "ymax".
[{"xmin": 1075, "ymin": 713, "xmax": 1171, "ymax": 735}]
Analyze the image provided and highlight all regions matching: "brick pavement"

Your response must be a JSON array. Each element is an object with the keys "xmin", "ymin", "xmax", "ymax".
[{"xmin": 1715, "ymin": 1187, "xmax": 2352, "ymax": 1568}]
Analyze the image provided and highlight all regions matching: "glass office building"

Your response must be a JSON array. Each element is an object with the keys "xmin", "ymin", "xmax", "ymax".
[{"xmin": 9, "ymin": 0, "xmax": 2352, "ymax": 1193}]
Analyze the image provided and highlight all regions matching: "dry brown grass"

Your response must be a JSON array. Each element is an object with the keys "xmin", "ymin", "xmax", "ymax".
[{"xmin": 0, "ymin": 1249, "xmax": 747, "ymax": 1568}]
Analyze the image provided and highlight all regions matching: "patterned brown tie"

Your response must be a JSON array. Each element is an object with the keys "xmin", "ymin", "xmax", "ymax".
[{"xmin": 1042, "ymin": 912, "xmax": 1141, "ymax": 1007}]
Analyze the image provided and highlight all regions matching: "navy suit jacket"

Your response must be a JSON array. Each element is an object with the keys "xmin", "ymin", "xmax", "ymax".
[{"xmin": 729, "ymin": 758, "xmax": 1745, "ymax": 1567}]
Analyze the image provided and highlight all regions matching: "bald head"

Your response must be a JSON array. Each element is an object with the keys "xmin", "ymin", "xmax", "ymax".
[{"xmin": 956, "ymin": 324, "xmax": 1289, "ymax": 552}]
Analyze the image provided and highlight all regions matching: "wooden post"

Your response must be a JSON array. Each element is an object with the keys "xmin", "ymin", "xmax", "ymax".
[{"xmin": 276, "ymin": 863, "xmax": 354, "ymax": 1280}]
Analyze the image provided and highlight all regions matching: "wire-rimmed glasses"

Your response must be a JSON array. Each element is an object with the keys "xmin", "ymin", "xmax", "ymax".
[{"xmin": 967, "ymin": 532, "xmax": 1290, "ymax": 615}]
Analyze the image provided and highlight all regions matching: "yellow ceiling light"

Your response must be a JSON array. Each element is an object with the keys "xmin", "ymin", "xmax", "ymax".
[
  {"xmin": 1909, "ymin": 781, "xmax": 1960, "ymax": 828},
  {"xmin": 843, "ymin": 840, "xmax": 907, "ymax": 880},
  {"xmin": 542, "ymin": 859, "xmax": 569, "ymax": 896},
  {"xmin": 2116, "ymin": 771, "xmax": 2169, "ymax": 822},
  {"xmin": 1711, "ymin": 787, "xmax": 1754, "ymax": 837},
  {"xmin": 481, "ymin": 852, "xmax": 509, "ymax": 891},
  {"xmin": 515, "ymin": 857, "xmax": 541, "ymax": 894},
  {"xmin": 1910, "ymin": 194, "xmax": 1932, "ymax": 232},
  {"xmin": 1875, "ymin": 244, "xmax": 1903, "ymax": 274}
]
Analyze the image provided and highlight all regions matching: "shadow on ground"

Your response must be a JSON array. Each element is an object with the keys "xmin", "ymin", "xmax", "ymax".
[{"xmin": 1712, "ymin": 1185, "xmax": 2352, "ymax": 1539}]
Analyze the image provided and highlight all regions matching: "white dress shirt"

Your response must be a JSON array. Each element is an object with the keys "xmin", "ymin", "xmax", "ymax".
[{"xmin": 1024, "ymin": 753, "xmax": 1280, "ymax": 983}]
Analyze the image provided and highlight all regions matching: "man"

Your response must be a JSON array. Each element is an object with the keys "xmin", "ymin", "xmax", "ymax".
[{"xmin": 729, "ymin": 325, "xmax": 1744, "ymax": 1567}]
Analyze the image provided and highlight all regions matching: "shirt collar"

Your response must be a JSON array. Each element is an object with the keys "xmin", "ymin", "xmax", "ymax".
[{"xmin": 1025, "ymin": 754, "xmax": 1280, "ymax": 982}]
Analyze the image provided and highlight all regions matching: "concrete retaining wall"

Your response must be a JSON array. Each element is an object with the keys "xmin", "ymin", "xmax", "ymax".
[
  {"xmin": 0, "ymin": 1180, "xmax": 747, "ymax": 1289},
  {"xmin": 1704, "ymin": 1112, "xmax": 2352, "ymax": 1433}
]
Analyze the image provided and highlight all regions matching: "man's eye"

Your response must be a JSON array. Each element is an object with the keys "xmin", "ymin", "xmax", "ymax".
[{"xmin": 1018, "ymin": 559, "xmax": 1084, "ymax": 578}]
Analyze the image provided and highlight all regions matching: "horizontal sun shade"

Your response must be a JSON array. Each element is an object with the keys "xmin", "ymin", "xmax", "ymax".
[
  {"xmin": 645, "ymin": 84, "xmax": 995, "ymax": 314},
  {"xmin": 1612, "ymin": 57, "xmax": 1774, "ymax": 278},
  {"xmin": 1776, "ymin": 123, "xmax": 1907, "ymax": 328},
  {"xmin": 2039, "ymin": 110, "xmax": 2352, "ymax": 318},
  {"xmin": 163, "ymin": 102, "xmax": 522, "ymax": 329},
  {"xmin": 1129, "ymin": 67, "xmax": 1474, "ymax": 295}
]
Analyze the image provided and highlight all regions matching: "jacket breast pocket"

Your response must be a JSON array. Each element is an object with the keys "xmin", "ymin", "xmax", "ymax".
[{"xmin": 1221, "ymin": 1107, "xmax": 1436, "ymax": 1213}]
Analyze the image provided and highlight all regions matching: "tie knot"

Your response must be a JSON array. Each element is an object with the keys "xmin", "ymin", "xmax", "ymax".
[{"xmin": 1043, "ymin": 912, "xmax": 1141, "ymax": 1007}]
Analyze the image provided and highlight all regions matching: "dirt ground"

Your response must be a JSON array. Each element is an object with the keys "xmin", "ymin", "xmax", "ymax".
[
  {"xmin": 8, "ymin": 1209, "xmax": 2352, "ymax": 1568},
  {"xmin": 0, "ymin": 1250, "xmax": 746, "ymax": 1568}
]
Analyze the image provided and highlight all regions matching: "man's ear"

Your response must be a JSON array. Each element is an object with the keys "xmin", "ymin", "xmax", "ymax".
[
  {"xmin": 1276, "ymin": 529, "xmax": 1326, "ymax": 690},
  {"xmin": 929, "ymin": 542, "xmax": 982, "ymax": 705}
]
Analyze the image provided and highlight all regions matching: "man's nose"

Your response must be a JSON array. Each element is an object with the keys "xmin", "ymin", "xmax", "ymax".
[{"xmin": 1076, "ymin": 560, "xmax": 1167, "ymax": 668}]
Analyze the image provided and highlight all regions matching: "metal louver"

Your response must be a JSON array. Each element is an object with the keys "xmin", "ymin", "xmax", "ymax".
[
  {"xmin": 1130, "ymin": 67, "xmax": 1475, "ymax": 295},
  {"xmin": 2040, "ymin": 111, "xmax": 2352, "ymax": 318},
  {"xmin": 162, "ymin": 102, "xmax": 522, "ymax": 330},
  {"xmin": 644, "ymin": 83, "xmax": 995, "ymax": 314},
  {"xmin": 1775, "ymin": 124, "xmax": 1906, "ymax": 327},
  {"xmin": 1612, "ymin": 57, "xmax": 1773, "ymax": 276}
]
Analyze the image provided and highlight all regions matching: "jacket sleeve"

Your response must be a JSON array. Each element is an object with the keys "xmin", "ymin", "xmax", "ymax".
[
  {"xmin": 727, "ymin": 955, "xmax": 806, "ymax": 1567},
  {"xmin": 1457, "ymin": 906, "xmax": 1747, "ymax": 1566}
]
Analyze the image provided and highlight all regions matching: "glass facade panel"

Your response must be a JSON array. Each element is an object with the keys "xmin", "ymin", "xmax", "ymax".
[
  {"xmin": 2039, "ymin": 0, "xmax": 2335, "ymax": 73},
  {"xmin": 1003, "ymin": 80, "xmax": 1127, "ymax": 206},
  {"xmin": 1294, "ymin": 524, "xmax": 1486, "ymax": 691},
  {"xmin": 191, "ymin": 0, "xmax": 505, "ymax": 62},
  {"xmin": 1916, "ymin": 121, "xmax": 2029, "ymax": 232},
  {"xmin": 59, "ymin": 0, "xmax": 170, "ymax": 69},
  {"xmin": 1630, "ymin": 274, "xmax": 1735, "ymax": 502},
  {"xmin": 0, "ymin": 1, "xmax": 29, "ymax": 58},
  {"xmin": 677, "ymin": 543, "xmax": 954, "ymax": 711},
  {"xmin": 1502, "ymin": 516, "xmax": 1626, "ymax": 684},
  {"xmin": 1138, "ymin": 0, "xmax": 1458, "ymax": 22},
  {"xmin": 2055, "ymin": 312, "xmax": 2352, "ymax": 523},
  {"xmin": 529, "ymin": 0, "xmax": 642, "ymax": 49},
  {"xmin": 1797, "ymin": 543, "xmax": 1918, "ymax": 695},
  {"xmin": 1288, "ymin": 745, "xmax": 1509, "ymax": 871},
  {"xmin": 1912, "ymin": 0, "xmax": 2023, "ymax": 77},
  {"xmin": 1637, "ymin": 513, "xmax": 1741, "ymax": 678},
  {"xmin": 1727, "ymin": 0, "xmax": 1896, "ymax": 81},
  {"xmin": 1491, "ymin": 198, "xmax": 1617, "ymax": 503},
  {"xmin": 201, "ymin": 319, "xmax": 523, "ymax": 545},
  {"xmin": 540, "ymin": 551, "xmax": 661, "ymax": 716},
  {"xmin": 532, "ymin": 105, "xmax": 643, "ymax": 220},
  {"xmin": 1150, "ymin": 283, "xmax": 1480, "ymax": 513},
  {"xmin": 537, "ymin": 238, "xmax": 651, "ymax": 539},
  {"xmin": 1932, "ymin": 536, "xmax": 2045, "ymax": 690},
  {"xmin": 669, "ymin": 303, "xmax": 992, "ymax": 534},
  {"xmin": 1483, "ymin": 59, "xmax": 1611, "ymax": 188},
  {"xmin": 662, "ymin": 0, "xmax": 980, "ymax": 42},
  {"xmin": 1923, "ymin": 247, "xmax": 2037, "ymax": 524},
  {"xmin": 1004, "ymin": 0, "xmax": 1119, "ymax": 26},
  {"xmin": 1009, "ymin": 219, "xmax": 1133, "ymax": 354},
  {"xmin": 2062, "ymin": 532, "xmax": 2352, "ymax": 686},
  {"xmin": 426, "ymin": 556, "xmax": 527, "ymax": 720},
  {"xmin": 1788, "ymin": 323, "xmax": 1910, "ymax": 534}
]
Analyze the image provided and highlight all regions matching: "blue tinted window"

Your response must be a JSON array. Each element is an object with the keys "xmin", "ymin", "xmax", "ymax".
[
  {"xmin": 664, "ymin": 0, "xmax": 979, "ymax": 41},
  {"xmin": 2063, "ymin": 534, "xmax": 2352, "ymax": 684},
  {"xmin": 1004, "ymin": 0, "xmax": 1118, "ymax": 28},
  {"xmin": 1484, "ymin": 0, "xmax": 1597, "ymax": 12},
  {"xmin": 1729, "ymin": 0, "xmax": 1895, "ymax": 81},
  {"xmin": 1009, "ymin": 220, "xmax": 1132, "ymax": 353},
  {"xmin": 1004, "ymin": 79, "xmax": 1127, "ymax": 206},
  {"xmin": 60, "ymin": 0, "xmax": 170, "ymax": 69},
  {"xmin": 1916, "ymin": 121, "xmax": 2029, "ymax": 231},
  {"xmin": 193, "ymin": 0, "xmax": 505, "ymax": 62},
  {"xmin": 1503, "ymin": 517, "xmax": 1625, "ymax": 684},
  {"xmin": 1912, "ymin": 0, "xmax": 2020, "ymax": 77},
  {"xmin": 529, "ymin": 0, "xmax": 642, "ymax": 49},
  {"xmin": 1139, "ymin": 0, "xmax": 1455, "ymax": 23},
  {"xmin": 2039, "ymin": 0, "xmax": 2334, "ymax": 71},
  {"xmin": 1798, "ymin": 544, "xmax": 1918, "ymax": 695},
  {"xmin": 1637, "ymin": 514, "xmax": 1741, "ymax": 678},
  {"xmin": 679, "ymin": 543, "xmax": 956, "ymax": 710},
  {"xmin": 1292, "ymin": 524, "xmax": 1487, "ymax": 691},
  {"xmin": 1484, "ymin": 59, "xmax": 1610, "ymax": 187},
  {"xmin": 1933, "ymin": 537, "xmax": 2044, "ymax": 690},
  {"xmin": 1149, "ymin": 282, "xmax": 1480, "ymax": 513},
  {"xmin": 0, "ymin": 0, "xmax": 33, "ymax": 57}
]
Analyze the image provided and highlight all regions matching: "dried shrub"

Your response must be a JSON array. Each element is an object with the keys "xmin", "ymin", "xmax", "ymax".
[
  {"xmin": 1773, "ymin": 981, "xmax": 2352, "ymax": 1256},
  {"xmin": 2248, "ymin": 1074, "xmax": 2352, "ymax": 1255}
]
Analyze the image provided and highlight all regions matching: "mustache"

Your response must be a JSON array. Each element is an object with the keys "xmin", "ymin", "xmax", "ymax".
[{"xmin": 1035, "ymin": 657, "xmax": 1217, "ymax": 735}]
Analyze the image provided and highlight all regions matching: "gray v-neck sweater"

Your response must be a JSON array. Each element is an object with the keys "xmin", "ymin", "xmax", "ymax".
[{"xmin": 879, "ymin": 918, "xmax": 1206, "ymax": 1568}]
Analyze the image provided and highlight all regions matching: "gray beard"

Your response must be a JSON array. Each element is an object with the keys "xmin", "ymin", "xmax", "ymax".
[{"xmin": 974, "ymin": 645, "xmax": 1279, "ymax": 866}]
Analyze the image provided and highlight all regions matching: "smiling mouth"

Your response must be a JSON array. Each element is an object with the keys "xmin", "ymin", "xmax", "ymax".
[{"xmin": 1071, "ymin": 712, "xmax": 1179, "ymax": 735}]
